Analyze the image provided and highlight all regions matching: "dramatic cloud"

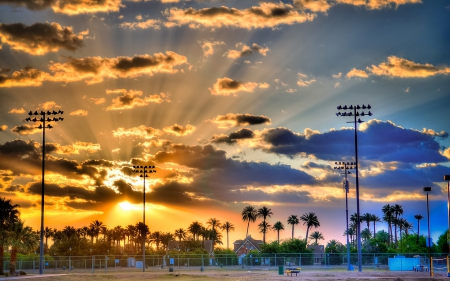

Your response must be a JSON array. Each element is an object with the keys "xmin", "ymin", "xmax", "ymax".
[
  {"xmin": 87, "ymin": 97, "xmax": 106, "ymax": 104},
  {"xmin": 164, "ymin": 2, "xmax": 315, "ymax": 29},
  {"xmin": 154, "ymin": 144, "xmax": 227, "ymax": 169},
  {"xmin": 0, "ymin": 0, "xmax": 124, "ymax": 15},
  {"xmin": 208, "ymin": 113, "xmax": 271, "ymax": 128},
  {"xmin": 209, "ymin": 77, "xmax": 258, "ymax": 96},
  {"xmin": 346, "ymin": 68, "xmax": 369, "ymax": 78},
  {"xmin": 0, "ymin": 52, "xmax": 188, "ymax": 87},
  {"xmin": 119, "ymin": 19, "xmax": 161, "ymax": 29},
  {"xmin": 39, "ymin": 101, "xmax": 61, "ymax": 110},
  {"xmin": 46, "ymin": 141, "xmax": 101, "ymax": 155},
  {"xmin": 11, "ymin": 124, "xmax": 41, "ymax": 135},
  {"xmin": 293, "ymin": 0, "xmax": 332, "ymax": 13},
  {"xmin": 252, "ymin": 120, "xmax": 448, "ymax": 164},
  {"xmin": 0, "ymin": 22, "xmax": 86, "ymax": 55},
  {"xmin": 105, "ymin": 89, "xmax": 169, "ymax": 110},
  {"xmin": 366, "ymin": 56, "xmax": 450, "ymax": 78},
  {"xmin": 163, "ymin": 124, "xmax": 196, "ymax": 136},
  {"xmin": 8, "ymin": 108, "xmax": 25, "ymax": 114},
  {"xmin": 297, "ymin": 72, "xmax": 316, "ymax": 87},
  {"xmin": 0, "ymin": 125, "xmax": 8, "ymax": 131},
  {"xmin": 199, "ymin": 40, "xmax": 225, "ymax": 57},
  {"xmin": 69, "ymin": 109, "xmax": 88, "ymax": 116},
  {"xmin": 211, "ymin": 128, "xmax": 255, "ymax": 144},
  {"xmin": 223, "ymin": 43, "xmax": 269, "ymax": 59},
  {"xmin": 336, "ymin": 0, "xmax": 422, "ymax": 10},
  {"xmin": 112, "ymin": 125, "xmax": 163, "ymax": 139}
]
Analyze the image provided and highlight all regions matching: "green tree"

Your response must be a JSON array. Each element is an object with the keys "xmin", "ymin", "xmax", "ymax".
[
  {"xmin": 392, "ymin": 204, "xmax": 403, "ymax": 245},
  {"xmin": 436, "ymin": 231, "xmax": 449, "ymax": 254},
  {"xmin": 8, "ymin": 220, "xmax": 39, "ymax": 274},
  {"xmin": 257, "ymin": 206, "xmax": 273, "ymax": 244},
  {"xmin": 187, "ymin": 221, "xmax": 203, "ymax": 241},
  {"xmin": 382, "ymin": 204, "xmax": 394, "ymax": 245},
  {"xmin": 300, "ymin": 212, "xmax": 320, "ymax": 244},
  {"xmin": 361, "ymin": 213, "xmax": 372, "ymax": 230},
  {"xmin": 174, "ymin": 228, "xmax": 186, "ymax": 242},
  {"xmin": 0, "ymin": 197, "xmax": 20, "ymax": 275},
  {"xmin": 370, "ymin": 214, "xmax": 381, "ymax": 239},
  {"xmin": 241, "ymin": 206, "xmax": 257, "ymax": 237},
  {"xmin": 361, "ymin": 228, "xmax": 372, "ymax": 241},
  {"xmin": 272, "ymin": 221, "xmax": 285, "ymax": 244},
  {"xmin": 221, "ymin": 221, "xmax": 235, "ymax": 249},
  {"xmin": 89, "ymin": 220, "xmax": 104, "ymax": 243},
  {"xmin": 258, "ymin": 221, "xmax": 271, "ymax": 243},
  {"xmin": 287, "ymin": 215, "xmax": 299, "ymax": 239}
]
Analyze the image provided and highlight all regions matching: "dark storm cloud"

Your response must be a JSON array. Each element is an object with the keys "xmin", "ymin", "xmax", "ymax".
[
  {"xmin": 258, "ymin": 120, "xmax": 448, "ymax": 163},
  {"xmin": 0, "ymin": 22, "xmax": 85, "ymax": 55},
  {"xmin": 0, "ymin": 0, "xmax": 123, "ymax": 14},
  {"xmin": 211, "ymin": 128, "xmax": 255, "ymax": 144},
  {"xmin": 154, "ymin": 144, "xmax": 227, "ymax": 170},
  {"xmin": 0, "ymin": 0, "xmax": 54, "ymax": 10},
  {"xmin": 82, "ymin": 159, "xmax": 114, "ymax": 167},
  {"xmin": 209, "ymin": 113, "xmax": 271, "ymax": 128}
]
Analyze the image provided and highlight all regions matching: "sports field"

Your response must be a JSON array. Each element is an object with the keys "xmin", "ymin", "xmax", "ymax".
[{"xmin": 1, "ymin": 267, "xmax": 448, "ymax": 281}]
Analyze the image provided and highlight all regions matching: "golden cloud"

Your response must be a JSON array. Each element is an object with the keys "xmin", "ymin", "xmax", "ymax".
[
  {"xmin": 112, "ymin": 125, "xmax": 163, "ymax": 139},
  {"xmin": 39, "ymin": 101, "xmax": 61, "ymax": 110},
  {"xmin": 164, "ymin": 2, "xmax": 316, "ymax": 29},
  {"xmin": 88, "ymin": 97, "xmax": 106, "ymax": 104},
  {"xmin": 366, "ymin": 56, "xmax": 450, "ymax": 78},
  {"xmin": 224, "ymin": 43, "xmax": 269, "ymax": 59},
  {"xmin": 8, "ymin": 108, "xmax": 26, "ymax": 114},
  {"xmin": 0, "ymin": 52, "xmax": 188, "ymax": 87},
  {"xmin": 209, "ymin": 77, "xmax": 258, "ymax": 96},
  {"xmin": 163, "ymin": 124, "xmax": 196, "ymax": 136},
  {"xmin": 297, "ymin": 72, "xmax": 316, "ymax": 87},
  {"xmin": 106, "ymin": 89, "xmax": 169, "ymax": 110},
  {"xmin": 69, "ymin": 109, "xmax": 88, "ymax": 116},
  {"xmin": 0, "ymin": 22, "xmax": 86, "ymax": 55},
  {"xmin": 199, "ymin": 40, "xmax": 225, "ymax": 57},
  {"xmin": 208, "ymin": 113, "xmax": 271, "ymax": 129},
  {"xmin": 11, "ymin": 124, "xmax": 42, "ymax": 135},
  {"xmin": 50, "ymin": 141, "xmax": 101, "ymax": 155},
  {"xmin": 52, "ymin": 0, "xmax": 124, "ymax": 15},
  {"xmin": 346, "ymin": 68, "xmax": 369, "ymax": 78},
  {"xmin": 119, "ymin": 19, "xmax": 161, "ymax": 29},
  {"xmin": 0, "ymin": 125, "xmax": 8, "ymax": 131},
  {"xmin": 336, "ymin": 0, "xmax": 421, "ymax": 10},
  {"xmin": 294, "ymin": 0, "xmax": 332, "ymax": 13}
]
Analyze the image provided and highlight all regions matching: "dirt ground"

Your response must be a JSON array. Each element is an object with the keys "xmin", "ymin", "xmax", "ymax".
[{"xmin": 1, "ymin": 267, "xmax": 449, "ymax": 281}]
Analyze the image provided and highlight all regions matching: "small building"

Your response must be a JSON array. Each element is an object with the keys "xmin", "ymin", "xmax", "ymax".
[
  {"xmin": 307, "ymin": 245, "xmax": 324, "ymax": 264},
  {"xmin": 233, "ymin": 235, "xmax": 264, "ymax": 256},
  {"xmin": 167, "ymin": 240, "xmax": 213, "ymax": 253}
]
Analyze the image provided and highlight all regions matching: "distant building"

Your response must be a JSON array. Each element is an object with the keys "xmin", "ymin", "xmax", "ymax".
[
  {"xmin": 307, "ymin": 244, "xmax": 324, "ymax": 264},
  {"xmin": 233, "ymin": 235, "xmax": 264, "ymax": 256}
]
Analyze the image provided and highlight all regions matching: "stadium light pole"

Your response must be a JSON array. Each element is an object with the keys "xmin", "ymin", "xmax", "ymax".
[
  {"xmin": 334, "ymin": 161, "xmax": 355, "ymax": 271},
  {"xmin": 132, "ymin": 165, "xmax": 156, "ymax": 272},
  {"xmin": 423, "ymin": 186, "xmax": 432, "ymax": 277},
  {"xmin": 335, "ymin": 104, "xmax": 372, "ymax": 272},
  {"xmin": 445, "ymin": 175, "xmax": 450, "ymax": 255},
  {"xmin": 25, "ymin": 109, "xmax": 64, "ymax": 274}
]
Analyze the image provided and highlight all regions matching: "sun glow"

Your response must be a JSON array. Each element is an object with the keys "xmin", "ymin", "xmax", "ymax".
[{"xmin": 119, "ymin": 201, "xmax": 139, "ymax": 211}]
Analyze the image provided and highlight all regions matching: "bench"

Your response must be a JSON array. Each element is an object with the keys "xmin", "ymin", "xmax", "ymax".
[{"xmin": 286, "ymin": 267, "xmax": 301, "ymax": 276}]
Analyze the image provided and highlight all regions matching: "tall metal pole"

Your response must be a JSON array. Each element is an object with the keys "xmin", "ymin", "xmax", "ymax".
[
  {"xmin": 25, "ymin": 110, "xmax": 64, "ymax": 274},
  {"xmin": 39, "ymin": 115, "xmax": 45, "ymax": 275},
  {"xmin": 132, "ymin": 165, "xmax": 156, "ymax": 272},
  {"xmin": 352, "ymin": 108, "xmax": 362, "ymax": 272},
  {"xmin": 427, "ymin": 191, "xmax": 431, "ymax": 276},
  {"xmin": 143, "ymin": 170, "xmax": 146, "ymax": 272},
  {"xmin": 445, "ymin": 175, "xmax": 450, "ymax": 254},
  {"xmin": 336, "ymin": 104, "xmax": 371, "ymax": 272},
  {"xmin": 344, "ymin": 169, "xmax": 351, "ymax": 271}
]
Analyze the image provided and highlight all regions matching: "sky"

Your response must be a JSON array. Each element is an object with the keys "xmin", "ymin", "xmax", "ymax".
[{"xmin": 0, "ymin": 0, "xmax": 450, "ymax": 249}]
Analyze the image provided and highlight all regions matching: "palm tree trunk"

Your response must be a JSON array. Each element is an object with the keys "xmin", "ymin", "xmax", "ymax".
[
  {"xmin": 305, "ymin": 228, "xmax": 310, "ymax": 244},
  {"xmin": 373, "ymin": 222, "xmax": 376, "ymax": 239},
  {"xmin": 9, "ymin": 248, "xmax": 17, "ymax": 274},
  {"xmin": 277, "ymin": 230, "xmax": 280, "ymax": 244}
]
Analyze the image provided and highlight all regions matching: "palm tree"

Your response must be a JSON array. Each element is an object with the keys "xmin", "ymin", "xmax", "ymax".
[
  {"xmin": 257, "ymin": 206, "xmax": 273, "ymax": 244},
  {"xmin": 89, "ymin": 220, "xmax": 104, "ymax": 243},
  {"xmin": 0, "ymin": 197, "xmax": 20, "ymax": 275},
  {"xmin": 221, "ymin": 222, "xmax": 235, "ymax": 249},
  {"xmin": 287, "ymin": 215, "xmax": 299, "ymax": 239},
  {"xmin": 44, "ymin": 226, "xmax": 53, "ymax": 247},
  {"xmin": 272, "ymin": 221, "xmax": 284, "ymax": 244},
  {"xmin": 370, "ymin": 214, "xmax": 381, "ymax": 239},
  {"xmin": 414, "ymin": 214, "xmax": 423, "ymax": 244},
  {"xmin": 382, "ymin": 204, "xmax": 394, "ymax": 245},
  {"xmin": 150, "ymin": 231, "xmax": 162, "ymax": 250},
  {"xmin": 309, "ymin": 231, "xmax": 324, "ymax": 245},
  {"xmin": 392, "ymin": 204, "xmax": 403, "ymax": 245},
  {"xmin": 241, "ymin": 206, "xmax": 257, "ymax": 237},
  {"xmin": 187, "ymin": 221, "xmax": 203, "ymax": 241},
  {"xmin": 300, "ymin": 212, "xmax": 320, "ymax": 244},
  {"xmin": 8, "ymin": 220, "xmax": 39, "ymax": 274},
  {"xmin": 174, "ymin": 228, "xmax": 186, "ymax": 242},
  {"xmin": 258, "ymin": 221, "xmax": 271, "ymax": 242},
  {"xmin": 361, "ymin": 213, "xmax": 372, "ymax": 231}
]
